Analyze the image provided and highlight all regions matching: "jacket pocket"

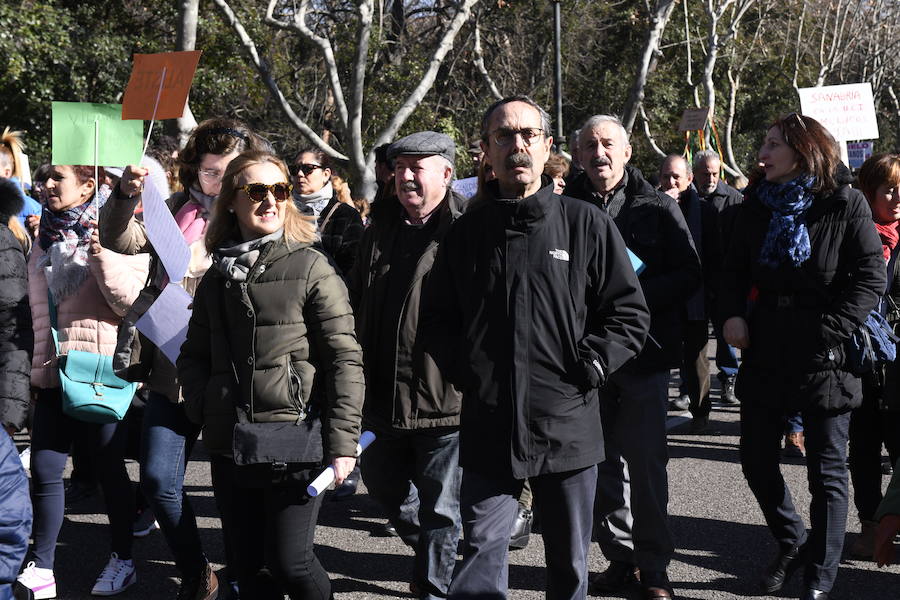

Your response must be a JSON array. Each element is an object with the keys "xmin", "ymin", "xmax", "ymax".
[{"xmin": 288, "ymin": 361, "xmax": 308, "ymax": 420}]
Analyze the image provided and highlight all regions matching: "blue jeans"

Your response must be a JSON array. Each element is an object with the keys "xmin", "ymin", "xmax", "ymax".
[
  {"xmin": 785, "ymin": 412, "xmax": 804, "ymax": 434},
  {"xmin": 715, "ymin": 329, "xmax": 738, "ymax": 378},
  {"xmin": 361, "ymin": 427, "xmax": 461, "ymax": 599},
  {"xmin": 140, "ymin": 392, "xmax": 205, "ymax": 577}
]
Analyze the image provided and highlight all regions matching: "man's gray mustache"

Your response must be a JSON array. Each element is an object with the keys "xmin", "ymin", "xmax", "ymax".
[{"xmin": 506, "ymin": 153, "xmax": 532, "ymax": 169}]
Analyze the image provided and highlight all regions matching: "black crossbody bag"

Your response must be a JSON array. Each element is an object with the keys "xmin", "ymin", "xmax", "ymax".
[{"xmin": 220, "ymin": 281, "xmax": 324, "ymax": 486}]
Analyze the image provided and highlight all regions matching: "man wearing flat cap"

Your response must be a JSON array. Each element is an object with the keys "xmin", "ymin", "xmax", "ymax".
[{"xmin": 348, "ymin": 131, "xmax": 466, "ymax": 600}]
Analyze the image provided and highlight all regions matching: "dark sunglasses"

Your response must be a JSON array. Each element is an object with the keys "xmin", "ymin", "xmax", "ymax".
[
  {"xmin": 289, "ymin": 163, "xmax": 325, "ymax": 177},
  {"xmin": 240, "ymin": 182, "xmax": 293, "ymax": 203}
]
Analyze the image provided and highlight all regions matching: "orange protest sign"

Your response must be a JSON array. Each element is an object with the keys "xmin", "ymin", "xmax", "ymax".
[{"xmin": 121, "ymin": 51, "xmax": 202, "ymax": 120}]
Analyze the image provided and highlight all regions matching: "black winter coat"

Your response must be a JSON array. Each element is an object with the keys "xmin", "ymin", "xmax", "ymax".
[
  {"xmin": 348, "ymin": 190, "xmax": 464, "ymax": 430},
  {"xmin": 0, "ymin": 180, "xmax": 32, "ymax": 431},
  {"xmin": 700, "ymin": 180, "xmax": 744, "ymax": 246},
  {"xmin": 676, "ymin": 187, "xmax": 722, "ymax": 323},
  {"xmin": 568, "ymin": 166, "xmax": 702, "ymax": 371},
  {"xmin": 317, "ymin": 197, "xmax": 364, "ymax": 278},
  {"xmin": 423, "ymin": 179, "xmax": 650, "ymax": 478},
  {"xmin": 719, "ymin": 175, "xmax": 884, "ymax": 412}
]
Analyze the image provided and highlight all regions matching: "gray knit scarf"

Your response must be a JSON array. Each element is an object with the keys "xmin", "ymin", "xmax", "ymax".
[
  {"xmin": 294, "ymin": 181, "xmax": 333, "ymax": 217},
  {"xmin": 213, "ymin": 229, "xmax": 283, "ymax": 282}
]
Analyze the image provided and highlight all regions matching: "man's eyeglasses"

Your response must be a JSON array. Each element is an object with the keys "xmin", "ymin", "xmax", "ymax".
[
  {"xmin": 488, "ymin": 127, "xmax": 545, "ymax": 147},
  {"xmin": 240, "ymin": 182, "xmax": 293, "ymax": 203},
  {"xmin": 198, "ymin": 169, "xmax": 224, "ymax": 182},
  {"xmin": 290, "ymin": 163, "xmax": 325, "ymax": 177}
]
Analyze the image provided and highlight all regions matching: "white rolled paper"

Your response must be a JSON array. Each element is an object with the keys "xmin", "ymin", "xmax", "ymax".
[{"xmin": 307, "ymin": 430, "xmax": 377, "ymax": 497}]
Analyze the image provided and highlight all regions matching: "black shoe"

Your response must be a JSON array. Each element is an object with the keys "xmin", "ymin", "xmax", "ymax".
[
  {"xmin": 762, "ymin": 543, "xmax": 807, "ymax": 593},
  {"xmin": 800, "ymin": 590, "xmax": 828, "ymax": 600},
  {"xmin": 509, "ymin": 506, "xmax": 533, "ymax": 550},
  {"xmin": 689, "ymin": 415, "xmax": 710, "ymax": 434},
  {"xmin": 721, "ymin": 375, "xmax": 738, "ymax": 405},
  {"xmin": 640, "ymin": 570, "xmax": 674, "ymax": 599},
  {"xmin": 331, "ymin": 466, "xmax": 360, "ymax": 500},
  {"xmin": 372, "ymin": 521, "xmax": 398, "ymax": 537},
  {"xmin": 588, "ymin": 561, "xmax": 639, "ymax": 595},
  {"xmin": 64, "ymin": 479, "xmax": 98, "ymax": 507}
]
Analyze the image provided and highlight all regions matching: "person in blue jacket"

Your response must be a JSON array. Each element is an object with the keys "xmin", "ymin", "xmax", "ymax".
[{"xmin": 0, "ymin": 177, "xmax": 33, "ymax": 600}]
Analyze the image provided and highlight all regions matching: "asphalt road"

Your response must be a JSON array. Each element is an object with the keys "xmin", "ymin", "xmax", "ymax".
[{"xmin": 12, "ymin": 366, "xmax": 897, "ymax": 599}]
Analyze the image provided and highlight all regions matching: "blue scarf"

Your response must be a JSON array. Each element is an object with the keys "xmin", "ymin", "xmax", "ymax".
[{"xmin": 757, "ymin": 175, "xmax": 815, "ymax": 268}]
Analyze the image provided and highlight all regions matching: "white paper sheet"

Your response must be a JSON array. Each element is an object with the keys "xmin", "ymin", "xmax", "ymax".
[
  {"xmin": 140, "ymin": 167, "xmax": 190, "ymax": 283},
  {"xmin": 135, "ymin": 283, "xmax": 193, "ymax": 365}
]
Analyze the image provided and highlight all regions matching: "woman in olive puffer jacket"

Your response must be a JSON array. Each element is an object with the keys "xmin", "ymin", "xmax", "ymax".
[{"xmin": 178, "ymin": 151, "xmax": 364, "ymax": 600}]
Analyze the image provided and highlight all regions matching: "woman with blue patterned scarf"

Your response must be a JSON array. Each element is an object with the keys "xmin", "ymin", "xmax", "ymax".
[{"xmin": 719, "ymin": 114, "xmax": 885, "ymax": 600}]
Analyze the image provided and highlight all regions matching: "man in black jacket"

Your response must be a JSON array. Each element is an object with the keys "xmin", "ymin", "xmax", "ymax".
[
  {"xmin": 693, "ymin": 149, "xmax": 744, "ymax": 404},
  {"xmin": 567, "ymin": 115, "xmax": 701, "ymax": 600},
  {"xmin": 424, "ymin": 96, "xmax": 650, "ymax": 600},
  {"xmin": 658, "ymin": 154, "xmax": 722, "ymax": 432},
  {"xmin": 348, "ymin": 131, "xmax": 464, "ymax": 600}
]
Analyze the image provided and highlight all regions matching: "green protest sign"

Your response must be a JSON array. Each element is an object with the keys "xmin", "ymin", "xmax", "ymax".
[{"xmin": 51, "ymin": 102, "xmax": 143, "ymax": 166}]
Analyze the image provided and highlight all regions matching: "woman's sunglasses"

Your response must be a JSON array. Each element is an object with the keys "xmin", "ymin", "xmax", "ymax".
[
  {"xmin": 240, "ymin": 182, "xmax": 293, "ymax": 203},
  {"xmin": 289, "ymin": 163, "xmax": 324, "ymax": 177}
]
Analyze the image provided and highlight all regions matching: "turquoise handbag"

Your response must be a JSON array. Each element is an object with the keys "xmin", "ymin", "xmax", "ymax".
[{"xmin": 49, "ymin": 290, "xmax": 137, "ymax": 424}]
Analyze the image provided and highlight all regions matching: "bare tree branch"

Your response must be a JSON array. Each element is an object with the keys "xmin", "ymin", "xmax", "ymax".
[
  {"xmin": 369, "ymin": 0, "xmax": 480, "ymax": 151},
  {"xmin": 211, "ymin": 0, "xmax": 348, "ymax": 160},
  {"xmin": 621, "ymin": 0, "xmax": 677, "ymax": 132},
  {"xmin": 639, "ymin": 105, "xmax": 667, "ymax": 158},
  {"xmin": 265, "ymin": 0, "xmax": 350, "ymax": 130},
  {"xmin": 472, "ymin": 14, "xmax": 503, "ymax": 100}
]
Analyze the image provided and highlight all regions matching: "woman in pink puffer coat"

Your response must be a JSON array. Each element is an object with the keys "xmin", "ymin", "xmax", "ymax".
[{"xmin": 17, "ymin": 164, "xmax": 149, "ymax": 600}]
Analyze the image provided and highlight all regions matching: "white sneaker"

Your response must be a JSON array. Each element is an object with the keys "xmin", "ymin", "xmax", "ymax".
[
  {"xmin": 17, "ymin": 561, "xmax": 56, "ymax": 599},
  {"xmin": 132, "ymin": 509, "xmax": 159, "ymax": 538},
  {"xmin": 91, "ymin": 553, "xmax": 136, "ymax": 596},
  {"xmin": 19, "ymin": 445, "xmax": 31, "ymax": 470}
]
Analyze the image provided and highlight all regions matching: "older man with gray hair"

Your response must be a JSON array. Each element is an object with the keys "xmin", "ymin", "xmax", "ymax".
[
  {"xmin": 567, "ymin": 115, "xmax": 701, "ymax": 600},
  {"xmin": 349, "ymin": 131, "xmax": 466, "ymax": 600},
  {"xmin": 692, "ymin": 149, "xmax": 744, "ymax": 404}
]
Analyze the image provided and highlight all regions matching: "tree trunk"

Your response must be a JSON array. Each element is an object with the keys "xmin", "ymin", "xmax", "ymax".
[
  {"xmin": 621, "ymin": 0, "xmax": 677, "ymax": 133},
  {"xmin": 167, "ymin": 0, "xmax": 200, "ymax": 147}
]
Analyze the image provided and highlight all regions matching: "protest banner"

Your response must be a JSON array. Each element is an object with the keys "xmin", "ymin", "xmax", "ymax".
[
  {"xmin": 121, "ymin": 51, "xmax": 202, "ymax": 121},
  {"xmin": 678, "ymin": 108, "xmax": 710, "ymax": 132},
  {"xmin": 846, "ymin": 141, "xmax": 874, "ymax": 170},
  {"xmin": 51, "ymin": 102, "xmax": 143, "ymax": 166},
  {"xmin": 797, "ymin": 83, "xmax": 879, "ymax": 142}
]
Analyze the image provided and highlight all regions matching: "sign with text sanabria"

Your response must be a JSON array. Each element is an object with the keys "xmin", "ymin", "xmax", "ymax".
[{"xmin": 797, "ymin": 82, "xmax": 879, "ymax": 142}]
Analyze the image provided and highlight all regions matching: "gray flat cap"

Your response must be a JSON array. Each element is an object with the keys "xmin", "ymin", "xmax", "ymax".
[{"xmin": 387, "ymin": 131, "xmax": 455, "ymax": 165}]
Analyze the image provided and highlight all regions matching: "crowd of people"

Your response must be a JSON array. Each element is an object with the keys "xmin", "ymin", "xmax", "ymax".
[{"xmin": 0, "ymin": 95, "xmax": 899, "ymax": 600}]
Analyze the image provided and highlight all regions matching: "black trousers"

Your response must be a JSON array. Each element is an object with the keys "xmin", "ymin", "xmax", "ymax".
[
  {"xmin": 848, "ymin": 383, "xmax": 900, "ymax": 520},
  {"xmin": 210, "ymin": 458, "xmax": 330, "ymax": 600},
  {"xmin": 740, "ymin": 401, "xmax": 851, "ymax": 592},
  {"xmin": 449, "ymin": 466, "xmax": 596, "ymax": 600}
]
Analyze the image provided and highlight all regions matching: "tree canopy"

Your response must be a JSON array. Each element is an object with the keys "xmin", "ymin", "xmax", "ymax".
[{"xmin": 2, "ymin": 0, "xmax": 897, "ymax": 194}]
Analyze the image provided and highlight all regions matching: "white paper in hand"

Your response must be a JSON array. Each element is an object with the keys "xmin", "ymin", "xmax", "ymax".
[
  {"xmin": 141, "ymin": 165, "xmax": 190, "ymax": 283},
  {"xmin": 135, "ymin": 283, "xmax": 193, "ymax": 364}
]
